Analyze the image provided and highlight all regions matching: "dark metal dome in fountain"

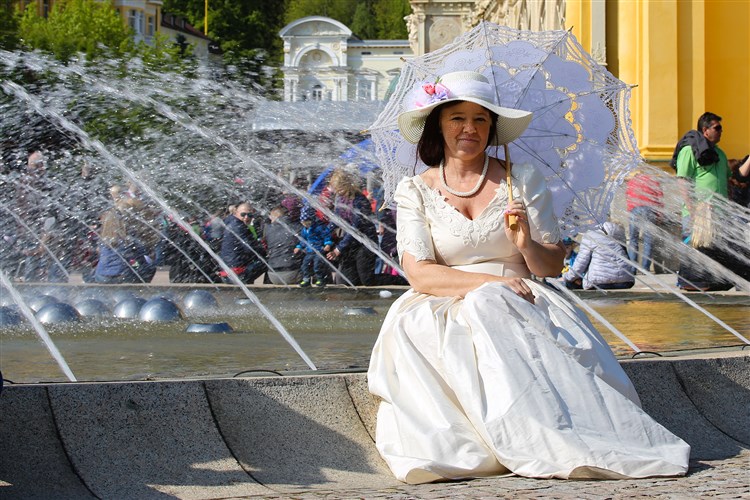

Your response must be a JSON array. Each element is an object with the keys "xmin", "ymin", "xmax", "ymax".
[
  {"xmin": 344, "ymin": 306, "xmax": 377, "ymax": 316},
  {"xmin": 185, "ymin": 322, "xmax": 233, "ymax": 333}
]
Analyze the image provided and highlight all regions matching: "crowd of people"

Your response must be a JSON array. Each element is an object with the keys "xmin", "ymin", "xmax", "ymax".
[
  {"xmin": 201, "ymin": 166, "xmax": 407, "ymax": 288},
  {"xmin": 1, "ymin": 153, "xmax": 408, "ymax": 288},
  {"xmin": 2, "ymin": 151, "xmax": 101, "ymax": 283},
  {"xmin": 3, "ymin": 112, "xmax": 748, "ymax": 291}
]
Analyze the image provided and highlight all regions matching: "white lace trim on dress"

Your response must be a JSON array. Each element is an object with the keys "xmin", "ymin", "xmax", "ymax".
[
  {"xmin": 419, "ymin": 182, "xmax": 508, "ymax": 248},
  {"xmin": 397, "ymin": 229, "xmax": 434, "ymax": 262}
]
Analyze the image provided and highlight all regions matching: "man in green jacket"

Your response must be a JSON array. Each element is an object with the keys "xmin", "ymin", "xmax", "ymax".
[{"xmin": 674, "ymin": 112, "xmax": 750, "ymax": 289}]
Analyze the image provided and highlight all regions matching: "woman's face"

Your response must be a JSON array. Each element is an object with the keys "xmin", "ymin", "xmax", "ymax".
[{"xmin": 439, "ymin": 101, "xmax": 492, "ymax": 162}]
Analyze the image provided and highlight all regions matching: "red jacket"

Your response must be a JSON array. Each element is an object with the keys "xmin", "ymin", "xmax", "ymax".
[{"xmin": 626, "ymin": 174, "xmax": 663, "ymax": 211}]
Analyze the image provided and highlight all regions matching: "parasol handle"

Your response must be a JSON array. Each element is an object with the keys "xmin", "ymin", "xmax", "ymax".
[{"xmin": 504, "ymin": 144, "xmax": 518, "ymax": 231}]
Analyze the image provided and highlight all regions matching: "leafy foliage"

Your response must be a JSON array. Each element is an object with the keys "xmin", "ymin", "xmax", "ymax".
[
  {"xmin": 0, "ymin": 0, "xmax": 20, "ymax": 50},
  {"xmin": 163, "ymin": 0, "xmax": 287, "ymax": 90},
  {"xmin": 19, "ymin": 0, "xmax": 133, "ymax": 61},
  {"xmin": 372, "ymin": 0, "xmax": 410, "ymax": 39},
  {"xmin": 286, "ymin": 0, "xmax": 409, "ymax": 39},
  {"xmin": 284, "ymin": 0, "xmax": 357, "ymax": 25},
  {"xmin": 3, "ymin": 0, "xmax": 412, "ymax": 156},
  {"xmin": 17, "ymin": 0, "xmax": 189, "ymax": 69},
  {"xmin": 350, "ymin": 1, "xmax": 376, "ymax": 39}
]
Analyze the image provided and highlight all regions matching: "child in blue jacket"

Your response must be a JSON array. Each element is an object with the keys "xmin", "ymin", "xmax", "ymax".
[{"xmin": 294, "ymin": 206, "xmax": 333, "ymax": 287}]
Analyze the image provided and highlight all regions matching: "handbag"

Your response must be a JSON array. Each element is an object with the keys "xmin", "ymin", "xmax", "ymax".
[{"xmin": 690, "ymin": 201, "xmax": 714, "ymax": 249}]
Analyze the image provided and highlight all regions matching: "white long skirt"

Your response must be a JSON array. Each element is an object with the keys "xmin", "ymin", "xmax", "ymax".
[{"xmin": 367, "ymin": 281, "xmax": 690, "ymax": 484}]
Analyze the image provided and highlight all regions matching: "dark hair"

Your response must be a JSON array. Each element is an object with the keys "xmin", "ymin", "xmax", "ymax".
[
  {"xmin": 416, "ymin": 102, "xmax": 498, "ymax": 168},
  {"xmin": 270, "ymin": 205, "xmax": 287, "ymax": 217},
  {"xmin": 697, "ymin": 112, "xmax": 721, "ymax": 131}
]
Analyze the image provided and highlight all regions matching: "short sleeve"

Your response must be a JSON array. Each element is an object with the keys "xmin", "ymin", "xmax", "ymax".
[
  {"xmin": 675, "ymin": 145, "xmax": 696, "ymax": 180},
  {"xmin": 515, "ymin": 163, "xmax": 561, "ymax": 244},
  {"xmin": 394, "ymin": 177, "xmax": 436, "ymax": 263}
]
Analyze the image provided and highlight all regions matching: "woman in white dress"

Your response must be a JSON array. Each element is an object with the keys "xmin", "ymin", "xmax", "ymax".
[{"xmin": 367, "ymin": 71, "xmax": 690, "ymax": 484}]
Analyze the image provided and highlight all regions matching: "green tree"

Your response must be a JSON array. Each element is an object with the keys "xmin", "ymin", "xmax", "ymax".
[
  {"xmin": 350, "ymin": 1, "xmax": 375, "ymax": 39},
  {"xmin": 0, "ymin": 0, "xmax": 20, "ymax": 50},
  {"xmin": 138, "ymin": 32, "xmax": 192, "ymax": 71},
  {"xmin": 285, "ymin": 0, "xmax": 410, "ymax": 39},
  {"xmin": 373, "ymin": 0, "xmax": 410, "ymax": 39},
  {"xmin": 19, "ymin": 0, "xmax": 133, "ymax": 61},
  {"xmin": 164, "ymin": 0, "xmax": 288, "ymax": 88},
  {"xmin": 284, "ymin": 0, "xmax": 356, "ymax": 26},
  {"xmin": 162, "ymin": 0, "xmax": 208, "ymax": 32},
  {"xmin": 164, "ymin": 0, "xmax": 287, "ymax": 59}
]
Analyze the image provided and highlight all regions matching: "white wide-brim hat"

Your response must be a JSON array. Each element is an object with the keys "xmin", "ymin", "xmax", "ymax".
[{"xmin": 397, "ymin": 71, "xmax": 533, "ymax": 145}]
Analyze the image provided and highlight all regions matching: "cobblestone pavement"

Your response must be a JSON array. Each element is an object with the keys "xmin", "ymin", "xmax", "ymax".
[{"xmin": 245, "ymin": 450, "xmax": 749, "ymax": 499}]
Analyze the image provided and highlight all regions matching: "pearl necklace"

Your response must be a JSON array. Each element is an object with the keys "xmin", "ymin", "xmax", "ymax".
[{"xmin": 439, "ymin": 154, "xmax": 489, "ymax": 197}]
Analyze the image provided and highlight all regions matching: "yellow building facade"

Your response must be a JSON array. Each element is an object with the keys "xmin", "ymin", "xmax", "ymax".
[
  {"xmin": 568, "ymin": 0, "xmax": 750, "ymax": 162},
  {"xmin": 114, "ymin": 0, "xmax": 162, "ymax": 45}
]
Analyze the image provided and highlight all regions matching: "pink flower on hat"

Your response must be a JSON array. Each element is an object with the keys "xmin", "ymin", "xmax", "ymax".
[
  {"xmin": 431, "ymin": 83, "xmax": 449, "ymax": 101},
  {"xmin": 415, "ymin": 79, "xmax": 450, "ymax": 108}
]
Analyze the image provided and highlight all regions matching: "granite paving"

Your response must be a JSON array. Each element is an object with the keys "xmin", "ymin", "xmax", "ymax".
[{"xmin": 243, "ymin": 451, "xmax": 749, "ymax": 499}]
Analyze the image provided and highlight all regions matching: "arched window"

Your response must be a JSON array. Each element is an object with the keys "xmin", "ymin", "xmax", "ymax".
[{"xmin": 312, "ymin": 85, "xmax": 324, "ymax": 101}]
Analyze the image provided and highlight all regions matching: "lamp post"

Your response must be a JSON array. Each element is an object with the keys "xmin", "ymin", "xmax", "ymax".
[{"xmin": 204, "ymin": 0, "xmax": 208, "ymax": 35}]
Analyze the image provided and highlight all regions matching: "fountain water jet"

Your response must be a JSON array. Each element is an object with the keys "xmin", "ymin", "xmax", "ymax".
[
  {"xmin": 2, "ymin": 50, "xmax": 403, "ymax": 283},
  {"xmin": 0, "ymin": 200, "xmax": 69, "ymax": 281},
  {"xmin": 77, "ymin": 54, "xmax": 400, "ymax": 286},
  {"xmin": 2, "ymin": 78, "xmax": 319, "ymax": 370},
  {"xmin": 602, "ymin": 165, "xmax": 750, "ymax": 345},
  {"xmin": 1, "ymin": 49, "xmax": 747, "ymax": 383},
  {"xmin": 48, "ymin": 50, "xmax": 403, "ymax": 275},
  {"xmin": 0, "ymin": 268, "xmax": 77, "ymax": 381}
]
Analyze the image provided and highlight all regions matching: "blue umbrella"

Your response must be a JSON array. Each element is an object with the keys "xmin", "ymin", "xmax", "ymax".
[
  {"xmin": 339, "ymin": 138, "xmax": 378, "ymax": 170},
  {"xmin": 309, "ymin": 138, "xmax": 379, "ymax": 195}
]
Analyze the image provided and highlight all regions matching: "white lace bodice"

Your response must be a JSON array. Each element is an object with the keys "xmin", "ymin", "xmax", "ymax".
[{"xmin": 395, "ymin": 162, "xmax": 561, "ymax": 277}]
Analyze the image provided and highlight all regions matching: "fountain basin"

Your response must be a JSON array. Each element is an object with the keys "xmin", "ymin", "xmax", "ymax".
[{"xmin": 1, "ymin": 283, "xmax": 747, "ymax": 385}]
